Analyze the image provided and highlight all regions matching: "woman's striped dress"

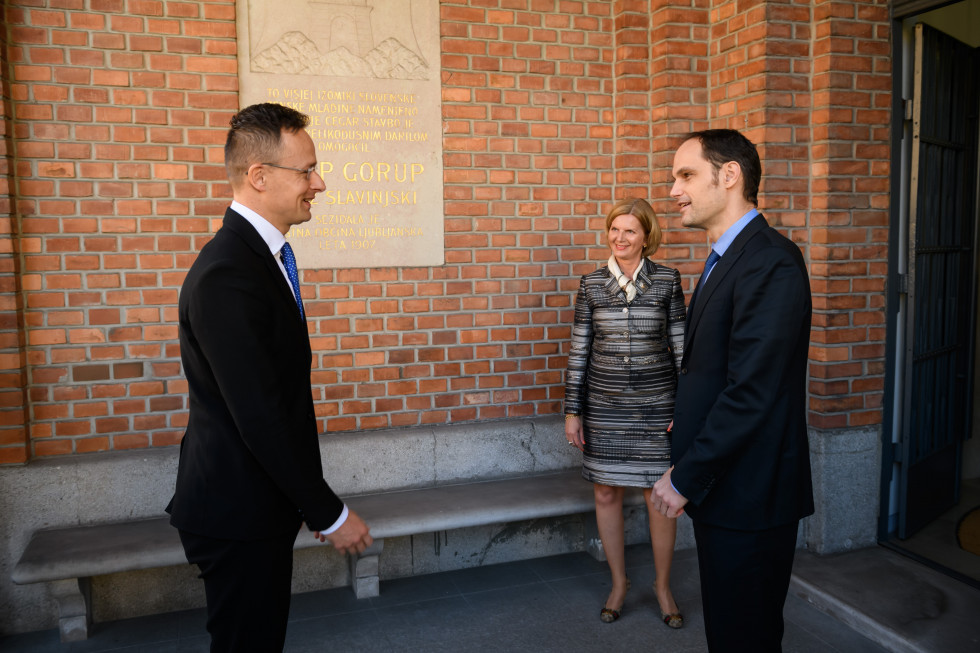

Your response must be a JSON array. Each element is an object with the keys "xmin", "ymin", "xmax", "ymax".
[{"xmin": 564, "ymin": 258, "xmax": 686, "ymax": 487}]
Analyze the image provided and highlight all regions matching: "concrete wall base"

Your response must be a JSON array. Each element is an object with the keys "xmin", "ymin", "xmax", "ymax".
[{"xmin": 804, "ymin": 426, "xmax": 882, "ymax": 554}]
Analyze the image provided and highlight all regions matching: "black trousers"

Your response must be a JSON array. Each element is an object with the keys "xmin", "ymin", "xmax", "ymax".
[
  {"xmin": 692, "ymin": 520, "xmax": 800, "ymax": 653},
  {"xmin": 178, "ymin": 528, "xmax": 297, "ymax": 653}
]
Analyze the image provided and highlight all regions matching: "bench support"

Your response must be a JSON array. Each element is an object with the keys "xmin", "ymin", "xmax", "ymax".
[
  {"xmin": 350, "ymin": 539, "xmax": 384, "ymax": 599},
  {"xmin": 582, "ymin": 513, "xmax": 607, "ymax": 562},
  {"xmin": 50, "ymin": 577, "xmax": 91, "ymax": 642}
]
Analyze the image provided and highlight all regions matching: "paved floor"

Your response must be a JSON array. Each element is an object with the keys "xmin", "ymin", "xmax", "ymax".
[
  {"xmin": 792, "ymin": 546, "xmax": 980, "ymax": 653},
  {"xmin": 0, "ymin": 545, "xmax": 895, "ymax": 653}
]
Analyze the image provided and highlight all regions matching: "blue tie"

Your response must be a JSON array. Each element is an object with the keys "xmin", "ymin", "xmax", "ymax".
[
  {"xmin": 280, "ymin": 242, "xmax": 305, "ymax": 321},
  {"xmin": 690, "ymin": 249, "xmax": 720, "ymax": 310}
]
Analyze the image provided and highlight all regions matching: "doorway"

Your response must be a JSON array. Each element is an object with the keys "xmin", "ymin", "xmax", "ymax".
[{"xmin": 882, "ymin": 0, "xmax": 980, "ymax": 588}]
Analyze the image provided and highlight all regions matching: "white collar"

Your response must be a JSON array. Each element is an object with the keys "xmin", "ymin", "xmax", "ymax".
[{"xmin": 231, "ymin": 200, "xmax": 286, "ymax": 256}]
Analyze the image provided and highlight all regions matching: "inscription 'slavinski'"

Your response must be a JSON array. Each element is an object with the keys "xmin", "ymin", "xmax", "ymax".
[{"xmin": 253, "ymin": 31, "xmax": 428, "ymax": 80}]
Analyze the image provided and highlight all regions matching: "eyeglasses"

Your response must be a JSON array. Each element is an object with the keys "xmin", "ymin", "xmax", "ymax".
[{"xmin": 262, "ymin": 162, "xmax": 318, "ymax": 179}]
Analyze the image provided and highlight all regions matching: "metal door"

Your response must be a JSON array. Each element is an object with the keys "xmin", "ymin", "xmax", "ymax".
[{"xmin": 899, "ymin": 24, "xmax": 979, "ymax": 538}]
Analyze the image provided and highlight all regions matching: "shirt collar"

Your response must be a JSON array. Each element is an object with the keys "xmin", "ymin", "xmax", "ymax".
[
  {"xmin": 231, "ymin": 200, "xmax": 286, "ymax": 257},
  {"xmin": 711, "ymin": 208, "xmax": 759, "ymax": 257}
]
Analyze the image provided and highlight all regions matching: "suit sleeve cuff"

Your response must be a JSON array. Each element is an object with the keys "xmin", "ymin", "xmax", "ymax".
[{"xmin": 318, "ymin": 504, "xmax": 349, "ymax": 536}]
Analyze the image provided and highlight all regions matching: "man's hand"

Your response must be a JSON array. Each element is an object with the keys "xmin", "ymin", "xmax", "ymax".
[
  {"xmin": 319, "ymin": 510, "xmax": 373, "ymax": 554},
  {"xmin": 652, "ymin": 466, "xmax": 688, "ymax": 518}
]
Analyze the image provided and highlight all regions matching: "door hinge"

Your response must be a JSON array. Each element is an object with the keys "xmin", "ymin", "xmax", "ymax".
[
  {"xmin": 895, "ymin": 273, "xmax": 908, "ymax": 295},
  {"xmin": 904, "ymin": 98, "xmax": 914, "ymax": 121},
  {"xmin": 891, "ymin": 442, "xmax": 903, "ymax": 464}
]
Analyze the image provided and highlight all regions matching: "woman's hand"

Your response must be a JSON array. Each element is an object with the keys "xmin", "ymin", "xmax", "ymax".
[{"xmin": 565, "ymin": 415, "xmax": 584, "ymax": 451}]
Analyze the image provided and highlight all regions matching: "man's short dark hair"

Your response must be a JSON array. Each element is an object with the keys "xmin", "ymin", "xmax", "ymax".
[
  {"xmin": 224, "ymin": 103, "xmax": 310, "ymax": 179},
  {"xmin": 683, "ymin": 129, "xmax": 762, "ymax": 207}
]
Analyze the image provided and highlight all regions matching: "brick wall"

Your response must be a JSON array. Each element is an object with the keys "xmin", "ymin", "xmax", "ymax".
[
  {"xmin": 1, "ymin": 1, "xmax": 33, "ymax": 464},
  {"xmin": 645, "ymin": 0, "xmax": 891, "ymax": 433},
  {"xmin": 0, "ymin": 0, "xmax": 892, "ymax": 464},
  {"xmin": 1, "ymin": 0, "xmax": 239, "ymax": 461},
  {"xmin": 807, "ymin": 0, "xmax": 891, "ymax": 429},
  {"xmin": 648, "ymin": 0, "xmax": 711, "ymax": 281}
]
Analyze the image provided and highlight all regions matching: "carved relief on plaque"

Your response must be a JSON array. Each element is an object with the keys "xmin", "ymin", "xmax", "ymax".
[{"xmin": 248, "ymin": 0, "xmax": 431, "ymax": 80}]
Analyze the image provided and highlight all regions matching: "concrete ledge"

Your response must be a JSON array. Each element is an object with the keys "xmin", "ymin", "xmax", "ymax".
[
  {"xmin": 350, "ymin": 470, "xmax": 641, "ymax": 539},
  {"xmin": 12, "ymin": 518, "xmax": 183, "ymax": 586}
]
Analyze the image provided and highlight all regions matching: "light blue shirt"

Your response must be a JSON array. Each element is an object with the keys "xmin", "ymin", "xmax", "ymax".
[{"xmin": 702, "ymin": 208, "xmax": 759, "ymax": 283}]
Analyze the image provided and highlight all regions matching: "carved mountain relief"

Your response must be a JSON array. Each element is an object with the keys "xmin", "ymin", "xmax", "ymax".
[{"xmin": 253, "ymin": 31, "xmax": 428, "ymax": 79}]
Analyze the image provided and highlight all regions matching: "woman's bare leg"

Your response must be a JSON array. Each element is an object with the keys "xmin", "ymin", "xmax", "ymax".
[
  {"xmin": 645, "ymin": 487, "xmax": 680, "ymax": 615},
  {"xmin": 595, "ymin": 483, "xmax": 629, "ymax": 611}
]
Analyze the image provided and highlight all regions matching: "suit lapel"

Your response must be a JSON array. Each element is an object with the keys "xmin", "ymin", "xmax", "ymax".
[
  {"xmin": 223, "ymin": 209, "xmax": 306, "ymax": 325},
  {"xmin": 603, "ymin": 266, "xmax": 626, "ymax": 303},
  {"xmin": 684, "ymin": 214, "xmax": 769, "ymax": 349},
  {"xmin": 634, "ymin": 259, "xmax": 654, "ymax": 298}
]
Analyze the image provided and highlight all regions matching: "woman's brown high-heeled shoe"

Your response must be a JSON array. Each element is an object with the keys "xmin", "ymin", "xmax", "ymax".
[
  {"xmin": 599, "ymin": 578, "xmax": 631, "ymax": 623},
  {"xmin": 657, "ymin": 587, "xmax": 684, "ymax": 628},
  {"xmin": 660, "ymin": 609, "xmax": 684, "ymax": 629}
]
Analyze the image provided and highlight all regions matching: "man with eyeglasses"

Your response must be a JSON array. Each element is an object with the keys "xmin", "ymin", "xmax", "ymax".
[{"xmin": 167, "ymin": 103, "xmax": 372, "ymax": 652}]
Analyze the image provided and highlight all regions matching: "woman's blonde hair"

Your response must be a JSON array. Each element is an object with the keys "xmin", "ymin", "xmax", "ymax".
[{"xmin": 604, "ymin": 198, "xmax": 662, "ymax": 258}]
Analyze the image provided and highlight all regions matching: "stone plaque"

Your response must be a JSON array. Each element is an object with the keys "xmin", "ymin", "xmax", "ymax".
[{"xmin": 236, "ymin": 0, "xmax": 444, "ymax": 268}]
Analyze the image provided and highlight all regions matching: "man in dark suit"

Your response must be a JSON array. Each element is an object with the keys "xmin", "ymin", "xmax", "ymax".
[
  {"xmin": 167, "ymin": 103, "xmax": 372, "ymax": 652},
  {"xmin": 653, "ymin": 129, "xmax": 813, "ymax": 652}
]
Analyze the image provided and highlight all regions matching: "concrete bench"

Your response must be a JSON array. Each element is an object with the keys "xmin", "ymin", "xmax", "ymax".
[{"xmin": 12, "ymin": 469, "xmax": 643, "ymax": 642}]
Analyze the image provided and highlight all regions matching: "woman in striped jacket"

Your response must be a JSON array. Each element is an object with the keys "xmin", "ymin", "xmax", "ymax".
[{"xmin": 564, "ymin": 198, "xmax": 686, "ymax": 629}]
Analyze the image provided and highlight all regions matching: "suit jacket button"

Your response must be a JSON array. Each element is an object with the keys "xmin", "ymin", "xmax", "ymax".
[{"xmin": 680, "ymin": 367, "xmax": 687, "ymax": 374}]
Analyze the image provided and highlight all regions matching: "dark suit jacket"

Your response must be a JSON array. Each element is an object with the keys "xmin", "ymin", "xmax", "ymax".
[
  {"xmin": 168, "ymin": 208, "xmax": 344, "ymax": 540},
  {"xmin": 670, "ymin": 214, "xmax": 814, "ymax": 531}
]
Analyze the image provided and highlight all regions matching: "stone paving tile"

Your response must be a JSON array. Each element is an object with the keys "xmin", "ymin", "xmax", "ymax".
[{"xmin": 283, "ymin": 610, "xmax": 382, "ymax": 653}]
